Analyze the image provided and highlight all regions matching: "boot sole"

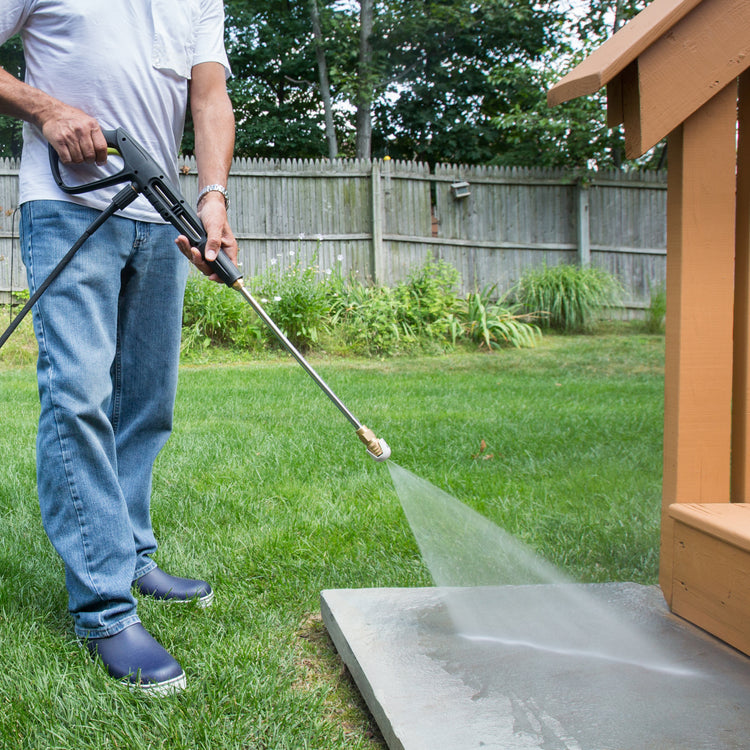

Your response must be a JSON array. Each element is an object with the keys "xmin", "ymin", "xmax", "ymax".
[
  {"xmin": 150, "ymin": 590, "xmax": 214, "ymax": 608},
  {"xmin": 134, "ymin": 589, "xmax": 214, "ymax": 608},
  {"xmin": 123, "ymin": 670, "xmax": 187, "ymax": 696}
]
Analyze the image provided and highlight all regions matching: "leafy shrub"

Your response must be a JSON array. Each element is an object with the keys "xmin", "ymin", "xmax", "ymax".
[
  {"xmin": 181, "ymin": 273, "xmax": 264, "ymax": 354},
  {"xmin": 326, "ymin": 277, "xmax": 418, "ymax": 356},
  {"xmin": 513, "ymin": 263, "xmax": 623, "ymax": 332},
  {"xmin": 396, "ymin": 256, "xmax": 460, "ymax": 339},
  {"xmin": 182, "ymin": 255, "xmax": 544, "ymax": 356},
  {"xmin": 324, "ymin": 256, "xmax": 460, "ymax": 355},
  {"xmin": 253, "ymin": 251, "xmax": 329, "ymax": 352}
]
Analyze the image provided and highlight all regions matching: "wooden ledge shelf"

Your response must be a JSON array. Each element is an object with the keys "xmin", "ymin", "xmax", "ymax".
[
  {"xmin": 668, "ymin": 503, "xmax": 750, "ymax": 655},
  {"xmin": 670, "ymin": 503, "xmax": 750, "ymax": 551}
]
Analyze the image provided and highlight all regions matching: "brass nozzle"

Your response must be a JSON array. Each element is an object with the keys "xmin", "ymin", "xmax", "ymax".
[{"xmin": 356, "ymin": 425, "xmax": 383, "ymax": 457}]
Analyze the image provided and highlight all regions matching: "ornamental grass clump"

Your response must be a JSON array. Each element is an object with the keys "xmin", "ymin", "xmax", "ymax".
[
  {"xmin": 644, "ymin": 283, "xmax": 666, "ymax": 334},
  {"xmin": 450, "ymin": 285, "xmax": 541, "ymax": 350},
  {"xmin": 513, "ymin": 264, "xmax": 623, "ymax": 333}
]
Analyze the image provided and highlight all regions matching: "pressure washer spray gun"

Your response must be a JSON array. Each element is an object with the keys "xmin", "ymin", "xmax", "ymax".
[{"xmin": 0, "ymin": 127, "xmax": 390, "ymax": 462}]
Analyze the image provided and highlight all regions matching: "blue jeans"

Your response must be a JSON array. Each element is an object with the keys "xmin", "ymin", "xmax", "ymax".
[{"xmin": 20, "ymin": 200, "xmax": 189, "ymax": 638}]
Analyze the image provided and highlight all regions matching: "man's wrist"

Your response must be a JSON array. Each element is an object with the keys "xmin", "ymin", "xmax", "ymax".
[{"xmin": 197, "ymin": 184, "xmax": 229, "ymax": 209}]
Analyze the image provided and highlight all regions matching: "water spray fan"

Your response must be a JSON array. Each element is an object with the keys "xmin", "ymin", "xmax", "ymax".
[{"xmin": 1, "ymin": 127, "xmax": 390, "ymax": 462}]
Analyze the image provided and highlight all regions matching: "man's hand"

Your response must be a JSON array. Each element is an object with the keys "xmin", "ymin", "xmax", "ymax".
[
  {"xmin": 0, "ymin": 67, "xmax": 108, "ymax": 165},
  {"xmin": 175, "ymin": 191, "xmax": 238, "ymax": 282},
  {"xmin": 41, "ymin": 103, "xmax": 109, "ymax": 166}
]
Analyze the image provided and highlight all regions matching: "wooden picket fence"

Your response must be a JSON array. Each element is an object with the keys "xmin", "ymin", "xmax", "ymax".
[{"xmin": 0, "ymin": 157, "xmax": 667, "ymax": 315}]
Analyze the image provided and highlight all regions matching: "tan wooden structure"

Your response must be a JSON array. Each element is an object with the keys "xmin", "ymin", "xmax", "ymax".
[{"xmin": 548, "ymin": 0, "xmax": 750, "ymax": 656}]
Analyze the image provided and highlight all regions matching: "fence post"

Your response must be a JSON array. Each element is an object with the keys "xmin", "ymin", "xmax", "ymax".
[
  {"xmin": 577, "ymin": 180, "xmax": 591, "ymax": 267},
  {"xmin": 371, "ymin": 159, "xmax": 385, "ymax": 284}
]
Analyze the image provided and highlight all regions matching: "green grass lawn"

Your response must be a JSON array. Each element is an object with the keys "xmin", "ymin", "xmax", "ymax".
[{"xmin": 0, "ymin": 328, "xmax": 664, "ymax": 748}]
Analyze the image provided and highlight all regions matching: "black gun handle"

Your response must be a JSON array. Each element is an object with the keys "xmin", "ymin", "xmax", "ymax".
[
  {"xmin": 102, "ymin": 129, "xmax": 120, "ymax": 150},
  {"xmin": 50, "ymin": 128, "xmax": 133, "ymax": 194},
  {"xmin": 208, "ymin": 248, "xmax": 243, "ymax": 287}
]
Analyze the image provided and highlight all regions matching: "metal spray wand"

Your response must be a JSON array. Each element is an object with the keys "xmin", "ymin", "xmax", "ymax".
[{"xmin": 229, "ymin": 278, "xmax": 390, "ymax": 460}]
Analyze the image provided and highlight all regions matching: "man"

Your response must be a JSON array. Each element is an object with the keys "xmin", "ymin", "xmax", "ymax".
[{"xmin": 0, "ymin": 0, "xmax": 238, "ymax": 693}]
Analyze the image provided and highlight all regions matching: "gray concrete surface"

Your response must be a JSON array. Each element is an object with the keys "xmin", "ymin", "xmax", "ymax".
[{"xmin": 320, "ymin": 583, "xmax": 750, "ymax": 750}]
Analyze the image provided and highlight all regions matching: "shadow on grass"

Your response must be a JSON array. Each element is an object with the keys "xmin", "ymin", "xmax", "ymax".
[{"xmin": 295, "ymin": 612, "xmax": 386, "ymax": 749}]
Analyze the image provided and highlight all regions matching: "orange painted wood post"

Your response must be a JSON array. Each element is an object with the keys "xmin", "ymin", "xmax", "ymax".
[
  {"xmin": 732, "ymin": 71, "xmax": 750, "ymax": 503},
  {"xmin": 659, "ymin": 82, "xmax": 738, "ymax": 604}
]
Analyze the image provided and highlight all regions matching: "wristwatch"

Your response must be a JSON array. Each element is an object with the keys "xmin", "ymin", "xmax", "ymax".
[{"xmin": 197, "ymin": 184, "xmax": 229, "ymax": 209}]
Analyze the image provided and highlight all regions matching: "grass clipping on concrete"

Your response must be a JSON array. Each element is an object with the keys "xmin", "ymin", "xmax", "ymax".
[{"xmin": 0, "ymin": 330, "xmax": 664, "ymax": 748}]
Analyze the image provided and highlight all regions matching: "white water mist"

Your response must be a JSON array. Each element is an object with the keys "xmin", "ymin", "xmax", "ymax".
[{"xmin": 387, "ymin": 461, "xmax": 696, "ymax": 677}]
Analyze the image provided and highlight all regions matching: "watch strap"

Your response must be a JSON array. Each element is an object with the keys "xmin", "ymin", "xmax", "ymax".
[{"xmin": 197, "ymin": 184, "xmax": 229, "ymax": 209}]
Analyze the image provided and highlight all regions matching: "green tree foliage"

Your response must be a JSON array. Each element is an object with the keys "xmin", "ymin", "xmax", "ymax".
[
  {"xmin": 490, "ymin": 63, "xmax": 623, "ymax": 169},
  {"xmin": 0, "ymin": 34, "xmax": 25, "ymax": 159},
  {"xmin": 0, "ymin": 0, "xmax": 663, "ymax": 170},
  {"xmin": 370, "ymin": 0, "xmax": 560, "ymax": 164},
  {"xmin": 221, "ymin": 0, "xmax": 346, "ymax": 159},
  {"xmin": 221, "ymin": 0, "xmax": 563, "ymax": 163},
  {"xmin": 491, "ymin": 0, "xmax": 663, "ymax": 170}
]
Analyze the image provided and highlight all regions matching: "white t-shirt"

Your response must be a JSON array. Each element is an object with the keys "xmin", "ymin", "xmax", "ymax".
[{"xmin": 0, "ymin": 0, "xmax": 231, "ymax": 222}]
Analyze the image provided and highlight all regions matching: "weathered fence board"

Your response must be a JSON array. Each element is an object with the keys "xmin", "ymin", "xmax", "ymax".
[{"xmin": 0, "ymin": 157, "xmax": 667, "ymax": 316}]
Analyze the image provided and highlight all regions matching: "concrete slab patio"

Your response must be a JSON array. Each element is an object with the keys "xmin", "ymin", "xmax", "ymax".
[{"xmin": 321, "ymin": 583, "xmax": 750, "ymax": 750}]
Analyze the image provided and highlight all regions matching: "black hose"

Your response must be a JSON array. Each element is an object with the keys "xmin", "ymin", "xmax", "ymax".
[{"xmin": 0, "ymin": 185, "xmax": 137, "ymax": 352}]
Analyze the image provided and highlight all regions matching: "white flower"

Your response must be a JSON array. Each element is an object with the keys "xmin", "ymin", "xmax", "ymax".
[
  {"xmin": 325, "ymin": 268, "xmax": 333, "ymax": 275},
  {"xmin": 270, "ymin": 258, "xmax": 277, "ymax": 266},
  {"xmin": 261, "ymin": 297, "xmax": 268, "ymax": 304},
  {"xmin": 289, "ymin": 250, "xmax": 296, "ymax": 257},
  {"xmin": 337, "ymin": 254, "xmax": 344, "ymax": 262},
  {"xmin": 274, "ymin": 295, "xmax": 282, "ymax": 302}
]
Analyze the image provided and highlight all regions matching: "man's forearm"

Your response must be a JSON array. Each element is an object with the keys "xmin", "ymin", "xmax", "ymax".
[
  {"xmin": 190, "ymin": 63, "xmax": 235, "ymax": 193},
  {"xmin": 193, "ymin": 102, "xmax": 234, "ymax": 191},
  {"xmin": 183, "ymin": 61, "xmax": 238, "ymax": 272},
  {"xmin": 0, "ymin": 66, "xmax": 57, "ymax": 127}
]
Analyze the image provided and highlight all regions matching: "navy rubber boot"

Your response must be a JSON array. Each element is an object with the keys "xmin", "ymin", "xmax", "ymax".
[
  {"xmin": 134, "ymin": 566, "xmax": 214, "ymax": 607},
  {"xmin": 86, "ymin": 623, "xmax": 185, "ymax": 694}
]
